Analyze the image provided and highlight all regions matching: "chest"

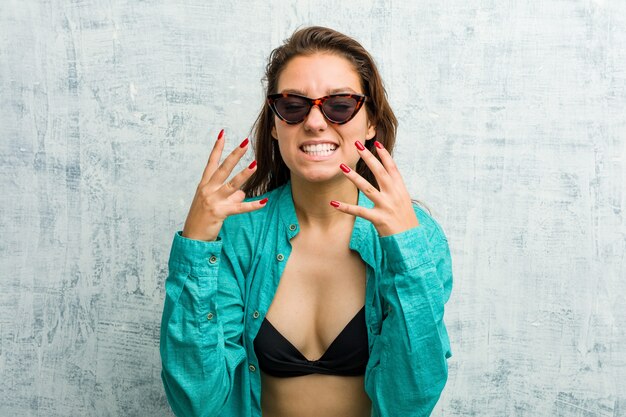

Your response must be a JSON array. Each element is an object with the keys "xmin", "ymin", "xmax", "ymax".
[{"xmin": 263, "ymin": 230, "xmax": 367, "ymax": 360}]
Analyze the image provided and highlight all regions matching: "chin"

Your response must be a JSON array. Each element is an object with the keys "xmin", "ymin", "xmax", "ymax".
[{"xmin": 293, "ymin": 170, "xmax": 344, "ymax": 185}]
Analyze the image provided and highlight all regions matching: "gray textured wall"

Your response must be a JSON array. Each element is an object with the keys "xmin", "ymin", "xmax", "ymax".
[{"xmin": 1, "ymin": 1, "xmax": 624, "ymax": 416}]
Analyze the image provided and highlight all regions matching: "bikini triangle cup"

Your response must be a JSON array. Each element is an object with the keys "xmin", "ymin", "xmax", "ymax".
[{"xmin": 253, "ymin": 306, "xmax": 369, "ymax": 377}]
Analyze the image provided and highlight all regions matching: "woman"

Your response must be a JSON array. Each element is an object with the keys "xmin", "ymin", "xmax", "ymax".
[{"xmin": 160, "ymin": 26, "xmax": 453, "ymax": 417}]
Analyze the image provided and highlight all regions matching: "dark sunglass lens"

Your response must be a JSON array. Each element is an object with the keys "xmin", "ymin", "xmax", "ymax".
[
  {"xmin": 323, "ymin": 96, "xmax": 358, "ymax": 122},
  {"xmin": 274, "ymin": 96, "xmax": 310, "ymax": 122}
]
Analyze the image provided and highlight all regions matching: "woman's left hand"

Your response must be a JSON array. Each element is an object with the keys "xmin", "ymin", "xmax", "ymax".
[{"xmin": 332, "ymin": 140, "xmax": 420, "ymax": 237}]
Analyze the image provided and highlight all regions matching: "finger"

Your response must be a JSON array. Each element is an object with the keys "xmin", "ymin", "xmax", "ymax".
[
  {"xmin": 224, "ymin": 197, "xmax": 269, "ymax": 216},
  {"xmin": 209, "ymin": 137, "xmax": 251, "ymax": 187},
  {"xmin": 199, "ymin": 129, "xmax": 226, "ymax": 186},
  {"xmin": 354, "ymin": 140, "xmax": 392, "ymax": 188},
  {"xmin": 217, "ymin": 160, "xmax": 257, "ymax": 199},
  {"xmin": 226, "ymin": 189, "xmax": 246, "ymax": 203},
  {"xmin": 339, "ymin": 163, "xmax": 382, "ymax": 204},
  {"xmin": 373, "ymin": 140, "xmax": 402, "ymax": 181},
  {"xmin": 329, "ymin": 200, "xmax": 378, "ymax": 224}
]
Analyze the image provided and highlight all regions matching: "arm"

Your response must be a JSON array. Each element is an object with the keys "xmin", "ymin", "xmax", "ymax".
[
  {"xmin": 160, "ymin": 231, "xmax": 247, "ymax": 417},
  {"xmin": 365, "ymin": 213, "xmax": 453, "ymax": 416},
  {"xmin": 160, "ymin": 131, "xmax": 265, "ymax": 416},
  {"xmin": 330, "ymin": 140, "xmax": 453, "ymax": 416}
]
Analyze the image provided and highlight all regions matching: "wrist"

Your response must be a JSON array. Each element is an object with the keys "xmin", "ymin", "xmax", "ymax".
[{"xmin": 181, "ymin": 229, "xmax": 219, "ymax": 242}]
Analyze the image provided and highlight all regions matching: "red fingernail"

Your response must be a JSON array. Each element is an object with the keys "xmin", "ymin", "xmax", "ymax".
[
  {"xmin": 239, "ymin": 138, "xmax": 249, "ymax": 148},
  {"xmin": 217, "ymin": 129, "xmax": 224, "ymax": 140},
  {"xmin": 355, "ymin": 141, "xmax": 365, "ymax": 151},
  {"xmin": 330, "ymin": 200, "xmax": 340, "ymax": 208},
  {"xmin": 375, "ymin": 140, "xmax": 383, "ymax": 149},
  {"xmin": 248, "ymin": 160, "xmax": 257, "ymax": 169},
  {"xmin": 259, "ymin": 197, "xmax": 268, "ymax": 205},
  {"xmin": 340, "ymin": 163, "xmax": 351, "ymax": 173}
]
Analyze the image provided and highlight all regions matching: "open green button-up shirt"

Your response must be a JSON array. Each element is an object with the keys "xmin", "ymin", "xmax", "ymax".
[{"xmin": 160, "ymin": 181, "xmax": 453, "ymax": 417}]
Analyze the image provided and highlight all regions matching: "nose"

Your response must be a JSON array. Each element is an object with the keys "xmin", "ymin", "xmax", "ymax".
[{"xmin": 303, "ymin": 104, "xmax": 328, "ymax": 131}]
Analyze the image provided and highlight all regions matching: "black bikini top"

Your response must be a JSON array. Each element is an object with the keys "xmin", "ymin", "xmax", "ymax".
[{"xmin": 253, "ymin": 306, "xmax": 369, "ymax": 378}]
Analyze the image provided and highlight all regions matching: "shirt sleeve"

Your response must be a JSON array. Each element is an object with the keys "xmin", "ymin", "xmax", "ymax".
[
  {"xmin": 159, "ymin": 231, "xmax": 248, "ymax": 417},
  {"xmin": 365, "ymin": 208, "xmax": 453, "ymax": 417}
]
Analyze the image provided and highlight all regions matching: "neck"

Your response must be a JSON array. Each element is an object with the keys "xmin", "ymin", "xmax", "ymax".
[{"xmin": 290, "ymin": 175, "xmax": 359, "ymax": 230}]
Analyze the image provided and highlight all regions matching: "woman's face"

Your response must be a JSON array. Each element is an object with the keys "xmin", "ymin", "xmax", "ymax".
[{"xmin": 271, "ymin": 53, "xmax": 376, "ymax": 184}]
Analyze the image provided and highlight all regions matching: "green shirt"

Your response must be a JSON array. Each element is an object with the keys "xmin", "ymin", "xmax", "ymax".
[{"xmin": 160, "ymin": 181, "xmax": 453, "ymax": 417}]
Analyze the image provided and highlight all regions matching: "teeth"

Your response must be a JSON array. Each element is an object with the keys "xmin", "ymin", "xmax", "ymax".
[{"xmin": 301, "ymin": 143, "xmax": 337, "ymax": 156}]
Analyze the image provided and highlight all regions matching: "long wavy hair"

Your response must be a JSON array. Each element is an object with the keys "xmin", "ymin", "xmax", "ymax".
[{"xmin": 242, "ymin": 26, "xmax": 399, "ymax": 197}]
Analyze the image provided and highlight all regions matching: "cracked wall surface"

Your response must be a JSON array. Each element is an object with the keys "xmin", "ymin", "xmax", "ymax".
[{"xmin": 1, "ymin": 1, "xmax": 624, "ymax": 416}]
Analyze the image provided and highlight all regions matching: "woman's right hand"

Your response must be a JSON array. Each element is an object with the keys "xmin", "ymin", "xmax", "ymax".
[{"xmin": 181, "ymin": 130, "xmax": 267, "ymax": 242}]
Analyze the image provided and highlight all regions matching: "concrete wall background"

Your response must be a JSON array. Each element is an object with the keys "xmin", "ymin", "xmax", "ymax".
[{"xmin": 1, "ymin": 1, "xmax": 624, "ymax": 416}]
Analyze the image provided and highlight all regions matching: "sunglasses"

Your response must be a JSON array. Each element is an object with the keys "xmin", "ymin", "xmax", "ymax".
[{"xmin": 267, "ymin": 93, "xmax": 368, "ymax": 125}]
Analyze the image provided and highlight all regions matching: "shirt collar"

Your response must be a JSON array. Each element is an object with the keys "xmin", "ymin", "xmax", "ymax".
[{"xmin": 350, "ymin": 189, "xmax": 376, "ymax": 269}]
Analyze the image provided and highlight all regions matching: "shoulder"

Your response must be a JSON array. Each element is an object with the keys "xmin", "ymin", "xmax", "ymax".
[
  {"xmin": 371, "ymin": 201, "xmax": 451, "ymax": 273},
  {"xmin": 412, "ymin": 203, "xmax": 449, "ymax": 244}
]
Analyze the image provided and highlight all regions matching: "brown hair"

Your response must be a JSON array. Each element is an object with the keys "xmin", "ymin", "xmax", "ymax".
[{"xmin": 242, "ymin": 26, "xmax": 399, "ymax": 197}]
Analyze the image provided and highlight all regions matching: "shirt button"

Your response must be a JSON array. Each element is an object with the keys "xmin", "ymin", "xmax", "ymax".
[
  {"xmin": 206, "ymin": 312, "xmax": 214, "ymax": 321},
  {"xmin": 208, "ymin": 255, "xmax": 218, "ymax": 264},
  {"xmin": 276, "ymin": 254, "xmax": 284, "ymax": 262},
  {"xmin": 289, "ymin": 224, "xmax": 297, "ymax": 231},
  {"xmin": 253, "ymin": 311, "xmax": 260, "ymax": 319},
  {"xmin": 248, "ymin": 364, "xmax": 256, "ymax": 372}
]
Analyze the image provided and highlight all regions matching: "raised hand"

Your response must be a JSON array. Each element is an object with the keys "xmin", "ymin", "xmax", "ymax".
[
  {"xmin": 182, "ymin": 130, "xmax": 267, "ymax": 241},
  {"xmin": 331, "ymin": 140, "xmax": 419, "ymax": 237}
]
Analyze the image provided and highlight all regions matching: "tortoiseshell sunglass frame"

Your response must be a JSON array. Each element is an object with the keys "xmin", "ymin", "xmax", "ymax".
[{"xmin": 266, "ymin": 93, "xmax": 369, "ymax": 125}]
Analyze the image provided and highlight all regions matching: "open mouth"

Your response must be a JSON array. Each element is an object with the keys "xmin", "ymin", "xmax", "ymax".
[{"xmin": 300, "ymin": 143, "xmax": 338, "ymax": 157}]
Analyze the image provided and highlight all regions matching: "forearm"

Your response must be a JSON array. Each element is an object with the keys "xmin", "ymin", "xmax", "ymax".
[
  {"xmin": 160, "ymin": 232, "xmax": 246, "ymax": 417},
  {"xmin": 367, "ymin": 224, "xmax": 453, "ymax": 416}
]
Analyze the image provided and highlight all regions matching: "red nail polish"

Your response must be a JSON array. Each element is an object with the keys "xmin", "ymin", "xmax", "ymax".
[
  {"xmin": 355, "ymin": 141, "xmax": 365, "ymax": 151},
  {"xmin": 248, "ymin": 160, "xmax": 257, "ymax": 169},
  {"xmin": 375, "ymin": 140, "xmax": 383, "ymax": 149},
  {"xmin": 340, "ymin": 163, "xmax": 351, "ymax": 173},
  {"xmin": 217, "ymin": 129, "xmax": 224, "ymax": 140},
  {"xmin": 259, "ymin": 197, "xmax": 268, "ymax": 205},
  {"xmin": 239, "ymin": 138, "xmax": 249, "ymax": 148},
  {"xmin": 330, "ymin": 200, "xmax": 340, "ymax": 208}
]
